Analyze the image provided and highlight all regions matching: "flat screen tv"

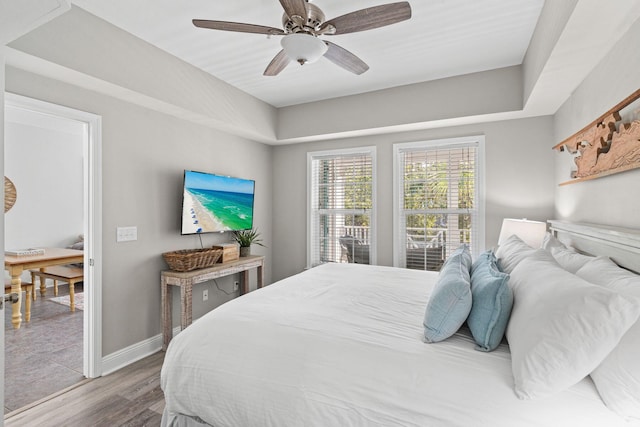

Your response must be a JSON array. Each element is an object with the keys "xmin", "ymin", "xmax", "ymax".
[{"xmin": 181, "ymin": 170, "xmax": 255, "ymax": 235}]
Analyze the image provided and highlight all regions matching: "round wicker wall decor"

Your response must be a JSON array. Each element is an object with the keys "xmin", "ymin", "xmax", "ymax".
[{"xmin": 5, "ymin": 176, "xmax": 16, "ymax": 213}]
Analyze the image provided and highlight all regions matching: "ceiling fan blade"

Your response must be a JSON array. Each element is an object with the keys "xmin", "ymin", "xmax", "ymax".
[
  {"xmin": 193, "ymin": 19, "xmax": 285, "ymax": 36},
  {"xmin": 322, "ymin": 2, "xmax": 411, "ymax": 35},
  {"xmin": 278, "ymin": 0, "xmax": 308, "ymax": 21},
  {"xmin": 264, "ymin": 50, "xmax": 291, "ymax": 76},
  {"xmin": 323, "ymin": 41, "xmax": 369, "ymax": 75}
]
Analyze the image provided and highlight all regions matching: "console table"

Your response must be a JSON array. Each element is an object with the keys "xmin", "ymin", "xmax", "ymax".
[{"xmin": 161, "ymin": 255, "xmax": 264, "ymax": 350}]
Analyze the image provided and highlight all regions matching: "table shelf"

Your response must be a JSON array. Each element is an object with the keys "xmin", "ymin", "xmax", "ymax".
[{"xmin": 161, "ymin": 255, "xmax": 264, "ymax": 350}]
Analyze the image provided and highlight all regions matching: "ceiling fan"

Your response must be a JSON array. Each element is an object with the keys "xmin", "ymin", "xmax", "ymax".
[{"xmin": 193, "ymin": 0, "xmax": 412, "ymax": 76}]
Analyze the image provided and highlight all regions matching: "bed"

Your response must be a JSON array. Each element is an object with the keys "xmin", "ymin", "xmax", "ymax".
[{"xmin": 161, "ymin": 221, "xmax": 640, "ymax": 427}]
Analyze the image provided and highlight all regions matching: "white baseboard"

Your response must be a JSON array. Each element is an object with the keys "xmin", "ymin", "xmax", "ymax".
[{"xmin": 101, "ymin": 326, "xmax": 181, "ymax": 375}]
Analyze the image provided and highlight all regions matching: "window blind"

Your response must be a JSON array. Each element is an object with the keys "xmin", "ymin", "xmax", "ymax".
[
  {"xmin": 308, "ymin": 149, "xmax": 375, "ymax": 267},
  {"xmin": 395, "ymin": 140, "xmax": 481, "ymax": 271}
]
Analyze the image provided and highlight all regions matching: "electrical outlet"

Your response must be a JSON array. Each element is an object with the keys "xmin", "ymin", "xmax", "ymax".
[
  {"xmin": 233, "ymin": 281, "xmax": 239, "ymax": 291},
  {"xmin": 203, "ymin": 289, "xmax": 208, "ymax": 301}
]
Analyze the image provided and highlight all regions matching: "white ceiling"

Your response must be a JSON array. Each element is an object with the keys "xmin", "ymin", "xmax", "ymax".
[{"xmin": 71, "ymin": 0, "xmax": 544, "ymax": 108}]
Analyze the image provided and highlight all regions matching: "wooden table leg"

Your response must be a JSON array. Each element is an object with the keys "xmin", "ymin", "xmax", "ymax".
[
  {"xmin": 9, "ymin": 273, "xmax": 22, "ymax": 329},
  {"xmin": 241, "ymin": 270, "xmax": 249, "ymax": 294},
  {"xmin": 39, "ymin": 267, "xmax": 47, "ymax": 297},
  {"xmin": 161, "ymin": 276, "xmax": 172, "ymax": 351},
  {"xmin": 180, "ymin": 280, "xmax": 192, "ymax": 330},
  {"xmin": 257, "ymin": 262, "xmax": 264, "ymax": 289},
  {"xmin": 69, "ymin": 280, "xmax": 76, "ymax": 312},
  {"xmin": 30, "ymin": 271, "xmax": 37, "ymax": 301},
  {"xmin": 24, "ymin": 284, "xmax": 32, "ymax": 322}
]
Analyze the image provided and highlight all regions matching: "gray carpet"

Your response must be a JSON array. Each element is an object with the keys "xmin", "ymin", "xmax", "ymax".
[{"xmin": 4, "ymin": 283, "xmax": 84, "ymax": 413}]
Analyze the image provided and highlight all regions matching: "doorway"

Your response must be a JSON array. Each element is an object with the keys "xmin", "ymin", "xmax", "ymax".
[{"xmin": 3, "ymin": 93, "xmax": 102, "ymax": 414}]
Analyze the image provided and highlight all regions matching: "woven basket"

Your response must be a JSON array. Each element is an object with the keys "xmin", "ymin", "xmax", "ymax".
[
  {"xmin": 5, "ymin": 176, "xmax": 16, "ymax": 213},
  {"xmin": 163, "ymin": 248, "xmax": 222, "ymax": 272}
]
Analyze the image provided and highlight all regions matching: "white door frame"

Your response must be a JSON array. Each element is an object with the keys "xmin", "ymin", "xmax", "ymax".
[
  {"xmin": 1, "ymin": 49, "xmax": 6, "ymax": 425},
  {"xmin": 5, "ymin": 92, "xmax": 103, "ymax": 379}
]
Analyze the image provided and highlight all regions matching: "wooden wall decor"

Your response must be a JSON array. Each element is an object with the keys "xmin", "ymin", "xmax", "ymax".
[
  {"xmin": 5, "ymin": 176, "xmax": 17, "ymax": 213},
  {"xmin": 553, "ymin": 88, "xmax": 640, "ymax": 186}
]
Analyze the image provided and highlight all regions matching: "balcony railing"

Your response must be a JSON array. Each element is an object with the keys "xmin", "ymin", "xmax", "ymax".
[
  {"xmin": 330, "ymin": 225, "xmax": 469, "ymax": 271},
  {"xmin": 406, "ymin": 227, "xmax": 447, "ymax": 248},
  {"xmin": 342, "ymin": 225, "xmax": 370, "ymax": 245}
]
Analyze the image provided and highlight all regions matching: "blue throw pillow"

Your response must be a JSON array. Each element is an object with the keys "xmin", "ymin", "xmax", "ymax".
[
  {"xmin": 423, "ymin": 245, "xmax": 472, "ymax": 343},
  {"xmin": 468, "ymin": 250, "xmax": 512, "ymax": 351}
]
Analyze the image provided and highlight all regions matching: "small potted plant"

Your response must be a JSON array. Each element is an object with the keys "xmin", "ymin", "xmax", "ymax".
[{"xmin": 233, "ymin": 228, "xmax": 265, "ymax": 257}]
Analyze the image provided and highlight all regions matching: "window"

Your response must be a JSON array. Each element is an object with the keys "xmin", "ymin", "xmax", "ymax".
[
  {"xmin": 393, "ymin": 136, "xmax": 484, "ymax": 271},
  {"xmin": 308, "ymin": 147, "xmax": 376, "ymax": 268}
]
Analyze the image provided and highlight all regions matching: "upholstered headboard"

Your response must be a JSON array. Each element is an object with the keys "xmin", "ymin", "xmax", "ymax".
[{"xmin": 548, "ymin": 220, "xmax": 640, "ymax": 274}]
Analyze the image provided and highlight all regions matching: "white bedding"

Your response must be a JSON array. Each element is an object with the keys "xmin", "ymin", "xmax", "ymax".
[{"xmin": 161, "ymin": 263, "xmax": 635, "ymax": 427}]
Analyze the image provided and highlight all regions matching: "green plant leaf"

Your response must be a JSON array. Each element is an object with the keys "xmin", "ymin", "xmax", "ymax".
[{"xmin": 232, "ymin": 228, "xmax": 265, "ymax": 247}]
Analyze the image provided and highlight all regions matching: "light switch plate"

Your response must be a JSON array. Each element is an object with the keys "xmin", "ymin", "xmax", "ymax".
[{"xmin": 116, "ymin": 226, "xmax": 137, "ymax": 242}]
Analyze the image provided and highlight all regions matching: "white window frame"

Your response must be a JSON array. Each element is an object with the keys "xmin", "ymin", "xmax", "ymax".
[
  {"xmin": 392, "ymin": 136, "xmax": 485, "ymax": 267},
  {"xmin": 307, "ymin": 146, "xmax": 377, "ymax": 268}
]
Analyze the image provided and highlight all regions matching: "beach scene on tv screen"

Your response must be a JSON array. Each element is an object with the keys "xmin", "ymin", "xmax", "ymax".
[{"xmin": 182, "ymin": 171, "xmax": 254, "ymax": 234}]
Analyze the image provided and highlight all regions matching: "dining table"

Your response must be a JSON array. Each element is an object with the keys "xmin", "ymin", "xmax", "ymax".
[{"xmin": 5, "ymin": 247, "xmax": 84, "ymax": 329}]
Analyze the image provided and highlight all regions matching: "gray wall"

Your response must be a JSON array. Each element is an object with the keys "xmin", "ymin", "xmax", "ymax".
[
  {"xmin": 553, "ymin": 17, "xmax": 640, "ymax": 229},
  {"xmin": 6, "ymin": 67, "xmax": 273, "ymax": 356},
  {"xmin": 4, "ymin": 6, "xmax": 276, "ymax": 357},
  {"xmin": 277, "ymin": 66, "xmax": 523, "ymax": 142},
  {"xmin": 5, "ymin": 107, "xmax": 84, "ymax": 251},
  {"xmin": 272, "ymin": 116, "xmax": 555, "ymax": 281}
]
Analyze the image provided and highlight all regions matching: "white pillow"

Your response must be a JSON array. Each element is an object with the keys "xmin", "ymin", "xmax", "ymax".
[
  {"xmin": 549, "ymin": 246, "xmax": 593, "ymax": 273},
  {"xmin": 495, "ymin": 234, "xmax": 536, "ymax": 274},
  {"xmin": 541, "ymin": 232, "xmax": 566, "ymax": 251},
  {"xmin": 541, "ymin": 232, "xmax": 593, "ymax": 273},
  {"xmin": 506, "ymin": 249, "xmax": 640, "ymax": 400},
  {"xmin": 576, "ymin": 257, "xmax": 640, "ymax": 420}
]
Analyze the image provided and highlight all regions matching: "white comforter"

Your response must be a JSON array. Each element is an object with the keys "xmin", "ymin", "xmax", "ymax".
[{"xmin": 161, "ymin": 263, "xmax": 634, "ymax": 427}]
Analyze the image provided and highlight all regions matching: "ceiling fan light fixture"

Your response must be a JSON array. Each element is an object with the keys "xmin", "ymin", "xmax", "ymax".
[{"xmin": 281, "ymin": 33, "xmax": 328, "ymax": 65}]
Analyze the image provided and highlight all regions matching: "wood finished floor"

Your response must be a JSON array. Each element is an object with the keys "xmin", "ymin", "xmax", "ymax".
[
  {"xmin": 5, "ymin": 351, "xmax": 166, "ymax": 426},
  {"xmin": 4, "ymin": 283, "xmax": 84, "ymax": 413}
]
